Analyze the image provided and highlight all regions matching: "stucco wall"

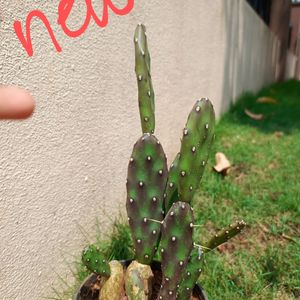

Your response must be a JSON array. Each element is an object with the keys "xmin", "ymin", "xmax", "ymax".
[{"xmin": 0, "ymin": 1, "xmax": 278, "ymax": 299}]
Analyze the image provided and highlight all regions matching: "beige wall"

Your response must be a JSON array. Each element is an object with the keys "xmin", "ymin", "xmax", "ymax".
[{"xmin": 0, "ymin": 1, "xmax": 278, "ymax": 299}]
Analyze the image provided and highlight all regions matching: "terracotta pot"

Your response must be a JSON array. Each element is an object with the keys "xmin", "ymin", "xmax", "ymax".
[{"xmin": 74, "ymin": 260, "xmax": 208, "ymax": 300}]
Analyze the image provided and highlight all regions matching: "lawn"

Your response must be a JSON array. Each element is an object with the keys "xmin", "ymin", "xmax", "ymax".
[{"xmin": 55, "ymin": 80, "xmax": 300, "ymax": 300}]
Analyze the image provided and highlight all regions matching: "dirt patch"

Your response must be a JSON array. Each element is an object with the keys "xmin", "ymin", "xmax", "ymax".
[{"xmin": 212, "ymin": 221, "xmax": 298, "ymax": 256}]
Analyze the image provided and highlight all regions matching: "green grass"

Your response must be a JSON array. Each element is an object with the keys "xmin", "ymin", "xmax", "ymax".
[{"xmin": 55, "ymin": 80, "xmax": 300, "ymax": 300}]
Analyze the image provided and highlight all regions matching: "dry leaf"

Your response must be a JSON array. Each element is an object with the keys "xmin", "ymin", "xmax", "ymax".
[
  {"xmin": 274, "ymin": 131, "xmax": 284, "ymax": 138},
  {"xmin": 213, "ymin": 152, "xmax": 231, "ymax": 175},
  {"xmin": 256, "ymin": 96, "xmax": 277, "ymax": 104},
  {"xmin": 281, "ymin": 233, "xmax": 299, "ymax": 244},
  {"xmin": 244, "ymin": 109, "xmax": 264, "ymax": 120}
]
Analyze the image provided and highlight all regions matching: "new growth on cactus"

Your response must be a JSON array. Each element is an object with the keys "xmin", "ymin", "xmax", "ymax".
[
  {"xmin": 80, "ymin": 24, "xmax": 247, "ymax": 300},
  {"xmin": 203, "ymin": 220, "xmax": 247, "ymax": 253},
  {"xmin": 82, "ymin": 244, "xmax": 110, "ymax": 277}
]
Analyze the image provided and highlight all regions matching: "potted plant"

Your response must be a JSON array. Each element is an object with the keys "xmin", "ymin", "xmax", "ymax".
[{"xmin": 74, "ymin": 24, "xmax": 246, "ymax": 300}]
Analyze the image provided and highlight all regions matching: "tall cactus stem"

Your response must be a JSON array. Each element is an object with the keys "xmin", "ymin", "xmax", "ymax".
[{"xmin": 134, "ymin": 24, "xmax": 155, "ymax": 134}]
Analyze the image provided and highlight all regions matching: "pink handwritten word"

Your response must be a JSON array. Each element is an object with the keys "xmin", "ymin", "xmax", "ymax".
[{"xmin": 13, "ymin": 0, "xmax": 134, "ymax": 57}]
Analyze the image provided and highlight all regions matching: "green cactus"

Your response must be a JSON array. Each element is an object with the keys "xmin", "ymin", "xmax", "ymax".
[
  {"xmin": 134, "ymin": 24, "xmax": 155, "ymax": 134},
  {"xmin": 158, "ymin": 201, "xmax": 194, "ymax": 299},
  {"xmin": 79, "ymin": 24, "xmax": 248, "ymax": 300},
  {"xmin": 81, "ymin": 244, "xmax": 110, "ymax": 277},
  {"xmin": 164, "ymin": 153, "xmax": 180, "ymax": 213},
  {"xmin": 177, "ymin": 247, "xmax": 203, "ymax": 300},
  {"xmin": 178, "ymin": 98, "xmax": 215, "ymax": 204},
  {"xmin": 126, "ymin": 133, "xmax": 168, "ymax": 264},
  {"xmin": 203, "ymin": 220, "xmax": 247, "ymax": 253}
]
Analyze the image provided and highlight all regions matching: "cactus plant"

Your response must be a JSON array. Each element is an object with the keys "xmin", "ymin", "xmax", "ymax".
[{"xmin": 79, "ymin": 24, "xmax": 247, "ymax": 300}]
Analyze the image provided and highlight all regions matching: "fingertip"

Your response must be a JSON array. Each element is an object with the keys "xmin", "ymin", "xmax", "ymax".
[{"xmin": 0, "ymin": 86, "xmax": 35, "ymax": 119}]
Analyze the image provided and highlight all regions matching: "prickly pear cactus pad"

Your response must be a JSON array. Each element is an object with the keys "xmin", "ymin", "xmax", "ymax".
[
  {"xmin": 134, "ymin": 24, "xmax": 155, "ymax": 134},
  {"xmin": 203, "ymin": 220, "xmax": 246, "ymax": 252},
  {"xmin": 126, "ymin": 133, "xmax": 168, "ymax": 264},
  {"xmin": 164, "ymin": 153, "xmax": 180, "ymax": 213},
  {"xmin": 81, "ymin": 244, "xmax": 110, "ymax": 277},
  {"xmin": 158, "ymin": 201, "xmax": 194, "ymax": 300},
  {"xmin": 178, "ymin": 98, "xmax": 215, "ymax": 204},
  {"xmin": 177, "ymin": 247, "xmax": 203, "ymax": 300}
]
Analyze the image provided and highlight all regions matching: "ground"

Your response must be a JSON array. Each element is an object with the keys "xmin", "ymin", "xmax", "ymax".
[{"xmin": 53, "ymin": 80, "xmax": 300, "ymax": 300}]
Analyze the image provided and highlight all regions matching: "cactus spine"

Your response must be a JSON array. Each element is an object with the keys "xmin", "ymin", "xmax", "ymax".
[{"xmin": 134, "ymin": 24, "xmax": 155, "ymax": 134}]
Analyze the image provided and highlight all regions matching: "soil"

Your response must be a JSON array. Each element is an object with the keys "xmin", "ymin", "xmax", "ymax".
[{"xmin": 75, "ymin": 261, "xmax": 205, "ymax": 300}]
